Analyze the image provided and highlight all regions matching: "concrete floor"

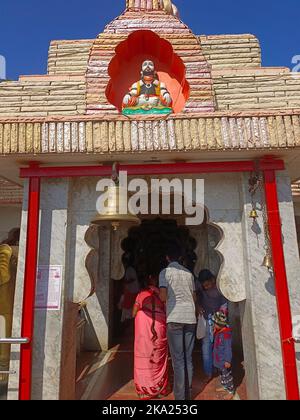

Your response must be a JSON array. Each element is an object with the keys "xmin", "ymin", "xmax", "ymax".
[
  {"xmin": 76, "ymin": 324, "xmax": 247, "ymax": 401},
  {"xmin": 0, "ymin": 338, "xmax": 246, "ymax": 400}
]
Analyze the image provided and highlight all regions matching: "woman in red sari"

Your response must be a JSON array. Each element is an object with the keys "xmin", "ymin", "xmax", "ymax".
[{"xmin": 132, "ymin": 275, "xmax": 169, "ymax": 400}]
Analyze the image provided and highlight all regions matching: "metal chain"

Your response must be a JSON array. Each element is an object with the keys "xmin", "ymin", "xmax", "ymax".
[
  {"xmin": 258, "ymin": 172, "xmax": 272, "ymax": 253},
  {"xmin": 249, "ymin": 171, "xmax": 271, "ymax": 253}
]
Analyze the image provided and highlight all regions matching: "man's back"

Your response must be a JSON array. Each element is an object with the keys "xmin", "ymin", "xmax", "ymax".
[{"xmin": 159, "ymin": 261, "xmax": 196, "ymax": 325}]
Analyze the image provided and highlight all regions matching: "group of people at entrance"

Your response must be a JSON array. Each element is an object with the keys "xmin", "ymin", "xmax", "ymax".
[{"xmin": 120, "ymin": 245, "xmax": 235, "ymax": 401}]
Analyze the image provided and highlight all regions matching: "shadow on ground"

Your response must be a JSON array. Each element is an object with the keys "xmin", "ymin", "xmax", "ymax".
[{"xmin": 76, "ymin": 322, "xmax": 247, "ymax": 401}]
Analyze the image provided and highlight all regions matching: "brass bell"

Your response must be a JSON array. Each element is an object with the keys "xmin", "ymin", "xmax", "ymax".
[
  {"xmin": 249, "ymin": 209, "xmax": 259, "ymax": 220},
  {"xmin": 91, "ymin": 185, "xmax": 140, "ymax": 228},
  {"xmin": 262, "ymin": 254, "xmax": 273, "ymax": 270}
]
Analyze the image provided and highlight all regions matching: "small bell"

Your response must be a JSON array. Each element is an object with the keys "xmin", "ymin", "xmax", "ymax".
[
  {"xmin": 262, "ymin": 254, "xmax": 273, "ymax": 270},
  {"xmin": 249, "ymin": 209, "xmax": 259, "ymax": 220}
]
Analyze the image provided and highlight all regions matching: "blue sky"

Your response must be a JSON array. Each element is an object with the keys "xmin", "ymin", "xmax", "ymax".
[{"xmin": 0, "ymin": 0, "xmax": 299, "ymax": 80}]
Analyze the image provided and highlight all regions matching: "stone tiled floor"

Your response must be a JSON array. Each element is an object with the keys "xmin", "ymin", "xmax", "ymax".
[{"xmin": 76, "ymin": 327, "xmax": 247, "ymax": 401}]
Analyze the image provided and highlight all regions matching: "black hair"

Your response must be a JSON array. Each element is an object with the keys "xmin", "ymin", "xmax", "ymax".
[
  {"xmin": 1, "ymin": 227, "xmax": 20, "ymax": 246},
  {"xmin": 198, "ymin": 269, "xmax": 216, "ymax": 284},
  {"xmin": 166, "ymin": 244, "xmax": 181, "ymax": 262},
  {"xmin": 181, "ymin": 252, "xmax": 197, "ymax": 272},
  {"xmin": 122, "ymin": 252, "xmax": 134, "ymax": 267}
]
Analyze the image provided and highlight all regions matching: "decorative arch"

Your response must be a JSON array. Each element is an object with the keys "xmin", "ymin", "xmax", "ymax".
[{"xmin": 105, "ymin": 30, "xmax": 190, "ymax": 113}]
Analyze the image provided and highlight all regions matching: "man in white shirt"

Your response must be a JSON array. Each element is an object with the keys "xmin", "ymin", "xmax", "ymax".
[{"xmin": 159, "ymin": 244, "xmax": 197, "ymax": 400}]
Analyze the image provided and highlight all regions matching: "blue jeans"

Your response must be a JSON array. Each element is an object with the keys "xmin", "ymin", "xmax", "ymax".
[
  {"xmin": 202, "ymin": 316, "xmax": 214, "ymax": 377},
  {"xmin": 167, "ymin": 323, "xmax": 196, "ymax": 400}
]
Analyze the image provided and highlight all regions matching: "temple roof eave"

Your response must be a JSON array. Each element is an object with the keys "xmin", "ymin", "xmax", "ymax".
[
  {"xmin": 0, "ymin": 109, "xmax": 300, "ymax": 155},
  {"xmin": 1, "ymin": 108, "xmax": 300, "ymax": 123}
]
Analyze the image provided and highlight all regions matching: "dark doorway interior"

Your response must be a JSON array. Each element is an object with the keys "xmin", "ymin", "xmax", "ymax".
[
  {"xmin": 113, "ymin": 218, "xmax": 198, "ymax": 343},
  {"xmin": 123, "ymin": 218, "xmax": 197, "ymax": 285}
]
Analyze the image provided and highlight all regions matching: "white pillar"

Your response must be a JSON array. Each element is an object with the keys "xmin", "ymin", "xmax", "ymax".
[{"xmin": 239, "ymin": 172, "xmax": 290, "ymax": 400}]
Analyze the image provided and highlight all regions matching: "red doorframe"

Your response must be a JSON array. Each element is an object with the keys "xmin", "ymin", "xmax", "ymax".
[
  {"xmin": 19, "ymin": 175, "xmax": 40, "ymax": 401},
  {"xmin": 18, "ymin": 158, "xmax": 299, "ymax": 400},
  {"xmin": 263, "ymin": 169, "xmax": 300, "ymax": 400},
  {"xmin": 19, "ymin": 159, "xmax": 285, "ymax": 178}
]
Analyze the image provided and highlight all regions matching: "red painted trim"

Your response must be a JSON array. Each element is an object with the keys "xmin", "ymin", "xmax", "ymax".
[
  {"xmin": 264, "ymin": 170, "xmax": 300, "ymax": 400},
  {"xmin": 20, "ymin": 159, "xmax": 285, "ymax": 179},
  {"xmin": 19, "ymin": 176, "xmax": 40, "ymax": 400}
]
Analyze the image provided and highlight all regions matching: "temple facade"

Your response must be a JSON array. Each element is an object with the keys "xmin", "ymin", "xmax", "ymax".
[{"xmin": 0, "ymin": 0, "xmax": 300, "ymax": 400}]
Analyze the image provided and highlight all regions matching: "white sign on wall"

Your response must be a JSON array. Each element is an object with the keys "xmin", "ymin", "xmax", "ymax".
[
  {"xmin": 35, "ymin": 265, "xmax": 63, "ymax": 311},
  {"xmin": 293, "ymin": 315, "xmax": 300, "ymax": 343}
]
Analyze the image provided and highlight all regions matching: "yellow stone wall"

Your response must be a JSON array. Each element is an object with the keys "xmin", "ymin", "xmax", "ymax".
[
  {"xmin": 47, "ymin": 40, "xmax": 93, "ymax": 75},
  {"xmin": 46, "ymin": 34, "xmax": 262, "ymax": 76},
  {"xmin": 0, "ymin": 76, "xmax": 86, "ymax": 117},
  {"xmin": 0, "ymin": 32, "xmax": 299, "ymax": 117},
  {"xmin": 200, "ymin": 34, "xmax": 261, "ymax": 69},
  {"xmin": 213, "ymin": 68, "xmax": 300, "ymax": 110}
]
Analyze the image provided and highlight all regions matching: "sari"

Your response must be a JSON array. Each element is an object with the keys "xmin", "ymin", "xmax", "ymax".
[{"xmin": 133, "ymin": 286, "xmax": 169, "ymax": 400}]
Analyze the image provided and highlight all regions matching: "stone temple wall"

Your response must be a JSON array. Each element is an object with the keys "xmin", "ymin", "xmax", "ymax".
[
  {"xmin": 47, "ymin": 34, "xmax": 261, "ymax": 76},
  {"xmin": 0, "ymin": 0, "xmax": 299, "ymax": 118},
  {"xmin": 200, "ymin": 34, "xmax": 262, "ymax": 70}
]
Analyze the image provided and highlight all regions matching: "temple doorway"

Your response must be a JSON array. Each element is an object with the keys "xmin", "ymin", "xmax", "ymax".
[
  {"xmin": 77, "ymin": 214, "xmax": 247, "ymax": 400},
  {"xmin": 112, "ymin": 217, "xmax": 203, "ymax": 344},
  {"xmin": 76, "ymin": 213, "xmax": 246, "ymax": 400}
]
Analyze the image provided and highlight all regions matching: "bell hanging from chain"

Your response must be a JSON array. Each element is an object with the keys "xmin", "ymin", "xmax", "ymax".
[
  {"xmin": 249, "ymin": 209, "xmax": 259, "ymax": 220},
  {"xmin": 91, "ymin": 185, "xmax": 140, "ymax": 229},
  {"xmin": 262, "ymin": 252, "xmax": 273, "ymax": 270}
]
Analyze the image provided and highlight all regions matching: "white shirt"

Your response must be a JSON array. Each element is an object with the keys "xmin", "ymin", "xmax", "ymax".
[{"xmin": 159, "ymin": 262, "xmax": 196, "ymax": 324}]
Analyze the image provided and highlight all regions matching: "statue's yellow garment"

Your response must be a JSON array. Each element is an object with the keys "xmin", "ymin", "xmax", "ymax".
[
  {"xmin": 0, "ymin": 244, "xmax": 18, "ymax": 380},
  {"xmin": 0, "ymin": 246, "xmax": 12, "ymax": 284}
]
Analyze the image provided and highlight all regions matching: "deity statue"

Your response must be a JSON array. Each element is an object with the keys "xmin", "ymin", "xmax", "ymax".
[
  {"xmin": 0, "ymin": 228, "xmax": 19, "ymax": 382},
  {"xmin": 122, "ymin": 60, "xmax": 173, "ymax": 116}
]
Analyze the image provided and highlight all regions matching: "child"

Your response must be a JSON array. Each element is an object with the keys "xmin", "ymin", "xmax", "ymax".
[
  {"xmin": 212, "ymin": 311, "xmax": 235, "ymax": 400},
  {"xmin": 197, "ymin": 269, "xmax": 228, "ymax": 380}
]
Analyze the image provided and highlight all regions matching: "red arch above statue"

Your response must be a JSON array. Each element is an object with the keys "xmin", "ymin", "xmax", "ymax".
[{"xmin": 105, "ymin": 30, "xmax": 190, "ymax": 114}]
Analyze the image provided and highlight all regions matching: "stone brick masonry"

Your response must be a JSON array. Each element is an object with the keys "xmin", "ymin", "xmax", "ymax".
[{"xmin": 0, "ymin": 1, "xmax": 300, "ymax": 153}]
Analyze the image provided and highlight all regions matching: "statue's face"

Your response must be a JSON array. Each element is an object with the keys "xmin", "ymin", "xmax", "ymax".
[{"xmin": 142, "ymin": 60, "xmax": 155, "ymax": 75}]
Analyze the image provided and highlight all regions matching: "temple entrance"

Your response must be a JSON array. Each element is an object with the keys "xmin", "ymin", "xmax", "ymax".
[
  {"xmin": 112, "ymin": 218, "xmax": 201, "ymax": 344},
  {"xmin": 76, "ymin": 211, "xmax": 247, "ymax": 400}
]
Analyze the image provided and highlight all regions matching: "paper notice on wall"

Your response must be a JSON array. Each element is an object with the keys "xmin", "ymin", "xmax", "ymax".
[
  {"xmin": 35, "ymin": 265, "xmax": 63, "ymax": 311},
  {"xmin": 293, "ymin": 315, "xmax": 300, "ymax": 343}
]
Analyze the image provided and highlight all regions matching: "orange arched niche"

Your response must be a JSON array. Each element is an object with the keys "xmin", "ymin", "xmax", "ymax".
[{"xmin": 105, "ymin": 30, "xmax": 190, "ymax": 114}]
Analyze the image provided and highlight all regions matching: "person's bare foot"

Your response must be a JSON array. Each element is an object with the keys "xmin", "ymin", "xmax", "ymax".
[{"xmin": 222, "ymin": 392, "xmax": 235, "ymax": 400}]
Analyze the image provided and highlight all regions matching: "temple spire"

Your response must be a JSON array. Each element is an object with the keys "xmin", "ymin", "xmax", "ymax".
[{"xmin": 126, "ymin": 0, "xmax": 178, "ymax": 16}]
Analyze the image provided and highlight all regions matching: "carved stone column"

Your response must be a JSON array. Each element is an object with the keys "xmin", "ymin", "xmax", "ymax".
[
  {"xmin": 110, "ymin": 226, "xmax": 128, "ymax": 281},
  {"xmin": 83, "ymin": 225, "xmax": 112, "ymax": 351},
  {"xmin": 240, "ymin": 175, "xmax": 285, "ymax": 400},
  {"xmin": 189, "ymin": 225, "xmax": 209, "ymax": 277}
]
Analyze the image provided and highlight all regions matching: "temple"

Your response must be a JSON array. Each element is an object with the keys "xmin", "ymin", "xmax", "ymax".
[{"xmin": 0, "ymin": 0, "xmax": 300, "ymax": 400}]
